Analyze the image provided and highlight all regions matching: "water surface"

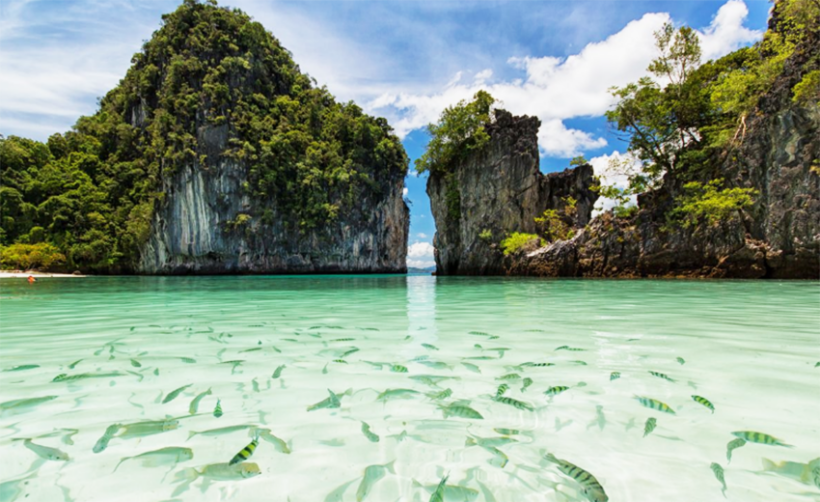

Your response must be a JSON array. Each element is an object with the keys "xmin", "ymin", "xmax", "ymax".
[{"xmin": 1, "ymin": 276, "xmax": 818, "ymax": 501}]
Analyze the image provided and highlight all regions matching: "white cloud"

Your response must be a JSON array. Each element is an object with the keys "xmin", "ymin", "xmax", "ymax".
[
  {"xmin": 589, "ymin": 150, "xmax": 642, "ymax": 216},
  {"xmin": 417, "ymin": 233, "xmax": 428, "ymax": 239},
  {"xmin": 402, "ymin": 187, "xmax": 409, "ymax": 197},
  {"xmin": 0, "ymin": 0, "xmax": 762, "ymax": 155},
  {"xmin": 408, "ymin": 241, "xmax": 435, "ymax": 259},
  {"xmin": 699, "ymin": 0, "xmax": 762, "ymax": 62},
  {"xmin": 0, "ymin": 0, "xmax": 160, "ymax": 139},
  {"xmin": 368, "ymin": 1, "xmax": 761, "ymax": 158},
  {"xmin": 407, "ymin": 241, "xmax": 435, "ymax": 269},
  {"xmin": 407, "ymin": 259, "xmax": 436, "ymax": 269},
  {"xmin": 474, "ymin": 69, "xmax": 493, "ymax": 84}
]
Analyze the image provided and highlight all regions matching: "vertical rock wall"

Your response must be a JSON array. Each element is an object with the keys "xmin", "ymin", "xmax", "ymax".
[{"xmin": 426, "ymin": 110, "xmax": 599, "ymax": 275}]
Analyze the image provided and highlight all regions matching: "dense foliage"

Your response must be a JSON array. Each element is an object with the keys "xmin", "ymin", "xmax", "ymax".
[
  {"xmin": 415, "ymin": 91, "xmax": 496, "ymax": 175},
  {"xmin": 534, "ymin": 196, "xmax": 577, "ymax": 242},
  {"xmin": 500, "ymin": 232, "xmax": 543, "ymax": 256},
  {"xmin": 666, "ymin": 179, "xmax": 757, "ymax": 228},
  {"xmin": 0, "ymin": 0, "xmax": 407, "ymax": 272},
  {"xmin": 604, "ymin": 0, "xmax": 819, "ymax": 222}
]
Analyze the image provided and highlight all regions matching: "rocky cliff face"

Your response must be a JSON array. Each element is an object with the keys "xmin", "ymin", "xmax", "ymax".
[
  {"xmin": 427, "ymin": 110, "xmax": 599, "ymax": 275},
  {"xmin": 116, "ymin": 2, "xmax": 411, "ymax": 274},
  {"xmin": 514, "ymin": 26, "xmax": 819, "ymax": 279},
  {"xmin": 139, "ymin": 156, "xmax": 408, "ymax": 274}
]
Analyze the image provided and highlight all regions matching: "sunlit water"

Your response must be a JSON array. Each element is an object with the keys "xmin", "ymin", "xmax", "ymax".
[{"xmin": 1, "ymin": 276, "xmax": 818, "ymax": 502}]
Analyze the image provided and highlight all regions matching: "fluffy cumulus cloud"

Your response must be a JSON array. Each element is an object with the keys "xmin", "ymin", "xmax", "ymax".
[
  {"xmin": 0, "ymin": 0, "xmax": 761, "ymax": 153},
  {"xmin": 407, "ymin": 241, "xmax": 435, "ymax": 269},
  {"xmin": 588, "ymin": 151, "xmax": 643, "ymax": 216},
  {"xmin": 368, "ymin": 0, "xmax": 761, "ymax": 161},
  {"xmin": 0, "ymin": 0, "xmax": 160, "ymax": 139}
]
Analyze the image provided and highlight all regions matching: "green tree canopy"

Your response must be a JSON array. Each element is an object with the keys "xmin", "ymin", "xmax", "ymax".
[{"xmin": 415, "ymin": 91, "xmax": 496, "ymax": 175}]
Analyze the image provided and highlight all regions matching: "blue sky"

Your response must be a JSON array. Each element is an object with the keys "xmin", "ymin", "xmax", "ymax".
[{"xmin": 0, "ymin": 0, "xmax": 771, "ymax": 267}]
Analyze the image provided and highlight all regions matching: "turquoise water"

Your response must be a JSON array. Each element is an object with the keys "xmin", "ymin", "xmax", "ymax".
[{"xmin": 1, "ymin": 276, "xmax": 818, "ymax": 502}]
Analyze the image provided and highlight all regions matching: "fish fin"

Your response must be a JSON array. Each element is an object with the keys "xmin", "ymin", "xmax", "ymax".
[
  {"xmin": 384, "ymin": 460, "xmax": 396, "ymax": 474},
  {"xmin": 761, "ymin": 458, "xmax": 776, "ymax": 471},
  {"xmin": 112, "ymin": 457, "xmax": 129, "ymax": 473}
]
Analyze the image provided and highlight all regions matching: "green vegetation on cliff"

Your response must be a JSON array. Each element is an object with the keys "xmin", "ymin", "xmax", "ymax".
[
  {"xmin": 415, "ymin": 91, "xmax": 496, "ymax": 175},
  {"xmin": 605, "ymin": 0, "xmax": 818, "ymax": 224},
  {"xmin": 0, "ymin": 0, "xmax": 407, "ymax": 272}
]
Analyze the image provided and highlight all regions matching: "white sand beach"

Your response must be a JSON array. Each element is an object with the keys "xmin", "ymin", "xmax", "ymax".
[{"xmin": 0, "ymin": 271, "xmax": 85, "ymax": 278}]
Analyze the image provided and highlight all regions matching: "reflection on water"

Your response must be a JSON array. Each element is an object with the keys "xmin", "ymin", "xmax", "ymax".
[{"xmin": 0, "ymin": 276, "xmax": 818, "ymax": 501}]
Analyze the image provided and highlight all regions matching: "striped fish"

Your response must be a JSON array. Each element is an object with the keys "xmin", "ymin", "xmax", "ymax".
[
  {"xmin": 691, "ymin": 395, "xmax": 715, "ymax": 413},
  {"xmin": 228, "ymin": 438, "xmax": 258, "ymax": 465},
  {"xmin": 213, "ymin": 399, "xmax": 223, "ymax": 418},
  {"xmin": 421, "ymin": 343, "xmax": 439, "ymax": 351},
  {"xmin": 731, "ymin": 431, "xmax": 792, "ymax": 448},
  {"xmin": 609, "ymin": 372, "xmax": 621, "ymax": 381},
  {"xmin": 493, "ymin": 396, "xmax": 534, "ymax": 412},
  {"xmin": 390, "ymin": 365, "xmax": 408, "ymax": 373},
  {"xmin": 545, "ymin": 386, "xmax": 570, "ymax": 396},
  {"xmin": 643, "ymin": 417, "xmax": 657, "ymax": 437},
  {"xmin": 495, "ymin": 428, "xmax": 525, "ymax": 436},
  {"xmin": 429, "ymin": 474, "xmax": 449, "ymax": 502},
  {"xmin": 710, "ymin": 462, "xmax": 727, "ymax": 495},
  {"xmin": 634, "ymin": 396, "xmax": 675, "ymax": 414},
  {"xmin": 497, "ymin": 373, "xmax": 521, "ymax": 381},
  {"xmin": 440, "ymin": 403, "xmax": 483, "ymax": 419},
  {"xmin": 427, "ymin": 388, "xmax": 452, "ymax": 400},
  {"xmin": 726, "ymin": 438, "xmax": 746, "ymax": 462},
  {"xmin": 496, "ymin": 384, "xmax": 510, "ymax": 398},
  {"xmin": 648, "ymin": 371, "xmax": 675, "ymax": 383},
  {"xmin": 522, "ymin": 362, "xmax": 554, "ymax": 367},
  {"xmin": 545, "ymin": 453, "xmax": 608, "ymax": 502}
]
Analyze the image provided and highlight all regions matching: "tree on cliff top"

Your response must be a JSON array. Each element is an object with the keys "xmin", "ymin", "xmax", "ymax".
[{"xmin": 415, "ymin": 91, "xmax": 496, "ymax": 175}]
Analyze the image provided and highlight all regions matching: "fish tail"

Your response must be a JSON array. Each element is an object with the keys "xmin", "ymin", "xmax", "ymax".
[
  {"xmin": 465, "ymin": 437, "xmax": 476, "ymax": 447},
  {"xmin": 384, "ymin": 460, "xmax": 396, "ymax": 474},
  {"xmin": 173, "ymin": 467, "xmax": 199, "ymax": 483},
  {"xmin": 761, "ymin": 458, "xmax": 776, "ymax": 471},
  {"xmin": 186, "ymin": 431, "xmax": 197, "ymax": 442},
  {"xmin": 544, "ymin": 453, "xmax": 558, "ymax": 464}
]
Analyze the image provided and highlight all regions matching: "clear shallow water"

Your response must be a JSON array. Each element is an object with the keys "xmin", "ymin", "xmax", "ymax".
[{"xmin": 1, "ymin": 276, "xmax": 818, "ymax": 502}]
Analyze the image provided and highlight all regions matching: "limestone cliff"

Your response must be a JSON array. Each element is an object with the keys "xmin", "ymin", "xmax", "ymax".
[
  {"xmin": 139, "ymin": 157, "xmax": 407, "ymax": 274},
  {"xmin": 515, "ymin": 20, "xmax": 819, "ymax": 279},
  {"xmin": 127, "ymin": 2, "xmax": 409, "ymax": 274},
  {"xmin": 427, "ymin": 110, "xmax": 599, "ymax": 275}
]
